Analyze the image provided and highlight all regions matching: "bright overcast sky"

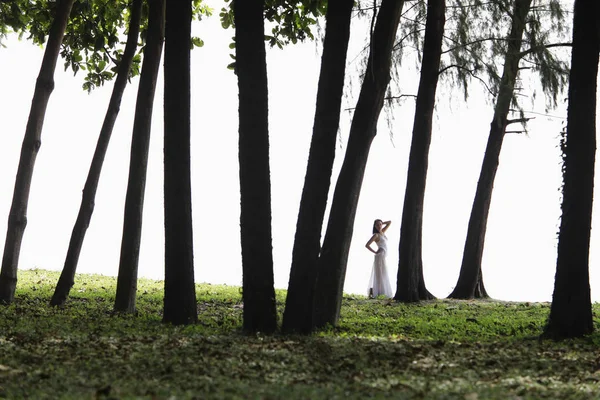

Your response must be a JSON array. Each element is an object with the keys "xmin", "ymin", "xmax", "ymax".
[{"xmin": 1, "ymin": 1, "xmax": 597, "ymax": 302}]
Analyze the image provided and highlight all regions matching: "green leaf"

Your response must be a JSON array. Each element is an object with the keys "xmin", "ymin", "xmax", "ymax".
[{"xmin": 191, "ymin": 36, "xmax": 204, "ymax": 48}]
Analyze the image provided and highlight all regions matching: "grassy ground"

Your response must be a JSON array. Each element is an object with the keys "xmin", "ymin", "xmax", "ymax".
[{"xmin": 1, "ymin": 269, "xmax": 599, "ymax": 399}]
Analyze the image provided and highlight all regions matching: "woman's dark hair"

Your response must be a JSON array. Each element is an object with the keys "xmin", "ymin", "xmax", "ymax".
[{"xmin": 372, "ymin": 219, "xmax": 382, "ymax": 234}]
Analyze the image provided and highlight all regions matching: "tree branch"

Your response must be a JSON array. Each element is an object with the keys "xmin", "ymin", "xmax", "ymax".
[
  {"xmin": 385, "ymin": 94, "xmax": 417, "ymax": 101},
  {"xmin": 344, "ymin": 94, "xmax": 417, "ymax": 111},
  {"xmin": 442, "ymin": 36, "xmax": 509, "ymax": 55},
  {"xmin": 518, "ymin": 42, "xmax": 572, "ymax": 59},
  {"xmin": 103, "ymin": 45, "xmax": 119, "ymax": 65},
  {"xmin": 445, "ymin": 1, "xmax": 500, "ymax": 10},
  {"xmin": 438, "ymin": 63, "xmax": 496, "ymax": 97},
  {"xmin": 394, "ymin": 27, "xmax": 427, "ymax": 51},
  {"xmin": 507, "ymin": 117, "xmax": 534, "ymax": 126}
]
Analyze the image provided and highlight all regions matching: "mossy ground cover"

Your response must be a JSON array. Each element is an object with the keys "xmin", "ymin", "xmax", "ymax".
[{"xmin": 1, "ymin": 269, "xmax": 600, "ymax": 399}]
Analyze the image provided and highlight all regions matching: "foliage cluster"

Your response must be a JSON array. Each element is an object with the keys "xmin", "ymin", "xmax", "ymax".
[
  {"xmin": 220, "ymin": 0, "xmax": 325, "ymax": 46},
  {"xmin": 4, "ymin": 0, "xmax": 325, "ymax": 85},
  {"xmin": 1, "ymin": 270, "xmax": 599, "ymax": 399},
  {"xmin": 219, "ymin": 0, "xmax": 326, "ymax": 71},
  {"xmin": 380, "ymin": 0, "xmax": 570, "ymax": 119},
  {"xmin": 1, "ymin": 0, "xmax": 212, "ymax": 91},
  {"xmin": 439, "ymin": 0, "xmax": 570, "ymax": 112}
]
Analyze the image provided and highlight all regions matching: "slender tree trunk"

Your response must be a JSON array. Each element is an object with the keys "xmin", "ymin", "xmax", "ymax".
[
  {"xmin": 395, "ymin": 0, "xmax": 445, "ymax": 303},
  {"xmin": 0, "ymin": 0, "xmax": 76, "ymax": 304},
  {"xmin": 114, "ymin": 0, "xmax": 165, "ymax": 313},
  {"xmin": 448, "ymin": 0, "xmax": 532, "ymax": 300},
  {"xmin": 312, "ymin": 0, "xmax": 405, "ymax": 329},
  {"xmin": 543, "ymin": 0, "xmax": 598, "ymax": 340},
  {"xmin": 234, "ymin": 0, "xmax": 277, "ymax": 334},
  {"xmin": 50, "ymin": 0, "xmax": 143, "ymax": 307},
  {"xmin": 281, "ymin": 0, "xmax": 354, "ymax": 335},
  {"xmin": 163, "ymin": 0, "xmax": 197, "ymax": 325}
]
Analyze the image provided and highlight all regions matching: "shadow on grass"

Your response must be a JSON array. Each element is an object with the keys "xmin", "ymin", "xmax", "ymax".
[{"xmin": 1, "ymin": 269, "xmax": 599, "ymax": 399}]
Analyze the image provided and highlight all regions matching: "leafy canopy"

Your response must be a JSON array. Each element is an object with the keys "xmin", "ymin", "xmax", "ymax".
[
  {"xmin": 219, "ymin": 0, "xmax": 327, "ymax": 70},
  {"xmin": 2, "ymin": 0, "xmax": 212, "ymax": 91}
]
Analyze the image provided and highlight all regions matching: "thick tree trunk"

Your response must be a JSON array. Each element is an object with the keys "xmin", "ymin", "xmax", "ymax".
[
  {"xmin": 395, "ymin": 0, "xmax": 445, "ymax": 303},
  {"xmin": 312, "ymin": 0, "xmax": 405, "ymax": 329},
  {"xmin": 0, "ymin": 0, "xmax": 76, "ymax": 304},
  {"xmin": 50, "ymin": 0, "xmax": 143, "ymax": 307},
  {"xmin": 163, "ymin": 0, "xmax": 197, "ymax": 325},
  {"xmin": 448, "ymin": 0, "xmax": 532, "ymax": 300},
  {"xmin": 543, "ymin": 0, "xmax": 598, "ymax": 340},
  {"xmin": 114, "ymin": 0, "xmax": 165, "ymax": 313},
  {"xmin": 282, "ymin": 0, "xmax": 354, "ymax": 335},
  {"xmin": 235, "ymin": 0, "xmax": 277, "ymax": 334}
]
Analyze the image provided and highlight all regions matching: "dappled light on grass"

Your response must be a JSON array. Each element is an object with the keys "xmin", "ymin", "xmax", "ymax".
[
  {"xmin": 1, "ymin": 270, "xmax": 599, "ymax": 399},
  {"xmin": 334, "ymin": 297, "xmax": 551, "ymax": 341}
]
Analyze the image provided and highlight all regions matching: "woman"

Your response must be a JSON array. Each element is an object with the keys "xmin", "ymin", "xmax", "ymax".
[{"xmin": 365, "ymin": 219, "xmax": 393, "ymax": 298}]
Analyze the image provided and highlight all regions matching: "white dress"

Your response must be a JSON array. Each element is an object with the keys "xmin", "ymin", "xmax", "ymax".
[{"xmin": 368, "ymin": 233, "xmax": 393, "ymax": 298}]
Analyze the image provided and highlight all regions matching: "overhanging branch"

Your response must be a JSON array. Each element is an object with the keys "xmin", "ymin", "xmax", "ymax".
[
  {"xmin": 518, "ymin": 42, "xmax": 572, "ymax": 59},
  {"xmin": 385, "ymin": 94, "xmax": 417, "ymax": 101},
  {"xmin": 343, "ymin": 94, "xmax": 417, "ymax": 112},
  {"xmin": 442, "ymin": 36, "xmax": 509, "ymax": 55},
  {"xmin": 507, "ymin": 117, "xmax": 534, "ymax": 126},
  {"xmin": 438, "ymin": 63, "xmax": 495, "ymax": 97}
]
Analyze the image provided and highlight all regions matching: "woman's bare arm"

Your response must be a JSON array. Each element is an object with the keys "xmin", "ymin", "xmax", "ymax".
[
  {"xmin": 381, "ymin": 220, "xmax": 391, "ymax": 234},
  {"xmin": 365, "ymin": 233, "xmax": 379, "ymax": 254}
]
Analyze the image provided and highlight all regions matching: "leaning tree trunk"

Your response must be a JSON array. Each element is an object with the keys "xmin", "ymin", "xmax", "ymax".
[
  {"xmin": 448, "ymin": 0, "xmax": 532, "ymax": 300},
  {"xmin": 113, "ymin": 0, "xmax": 165, "ymax": 313},
  {"xmin": 395, "ymin": 0, "xmax": 445, "ymax": 303},
  {"xmin": 281, "ymin": 0, "xmax": 354, "ymax": 335},
  {"xmin": 543, "ymin": 0, "xmax": 598, "ymax": 340},
  {"xmin": 50, "ymin": 0, "xmax": 143, "ymax": 307},
  {"xmin": 234, "ymin": 0, "xmax": 277, "ymax": 334},
  {"xmin": 312, "ymin": 0, "xmax": 405, "ymax": 330},
  {"xmin": 163, "ymin": 0, "xmax": 197, "ymax": 325},
  {"xmin": 0, "ymin": 0, "xmax": 76, "ymax": 304}
]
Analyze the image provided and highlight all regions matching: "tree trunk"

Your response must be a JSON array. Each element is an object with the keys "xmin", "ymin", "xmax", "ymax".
[
  {"xmin": 281, "ymin": 0, "xmax": 354, "ymax": 335},
  {"xmin": 395, "ymin": 0, "xmax": 445, "ymax": 303},
  {"xmin": 312, "ymin": 0, "xmax": 405, "ymax": 329},
  {"xmin": 448, "ymin": 0, "xmax": 532, "ymax": 300},
  {"xmin": 0, "ymin": 0, "xmax": 76, "ymax": 304},
  {"xmin": 114, "ymin": 0, "xmax": 165, "ymax": 313},
  {"xmin": 234, "ymin": 0, "xmax": 277, "ymax": 334},
  {"xmin": 50, "ymin": 0, "xmax": 143, "ymax": 307},
  {"xmin": 543, "ymin": 0, "xmax": 598, "ymax": 340},
  {"xmin": 163, "ymin": 0, "xmax": 197, "ymax": 325}
]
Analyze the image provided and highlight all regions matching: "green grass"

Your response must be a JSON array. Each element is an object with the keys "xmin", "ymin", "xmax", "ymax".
[{"xmin": 1, "ymin": 269, "xmax": 600, "ymax": 399}]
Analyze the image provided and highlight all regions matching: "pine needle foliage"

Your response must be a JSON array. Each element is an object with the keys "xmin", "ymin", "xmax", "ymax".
[
  {"xmin": 439, "ymin": 0, "xmax": 570, "ymax": 120},
  {"xmin": 342, "ymin": 0, "xmax": 570, "ymax": 134}
]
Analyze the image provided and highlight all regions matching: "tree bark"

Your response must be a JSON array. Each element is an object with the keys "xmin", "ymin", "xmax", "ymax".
[
  {"xmin": 163, "ymin": 0, "xmax": 197, "ymax": 325},
  {"xmin": 395, "ymin": 0, "xmax": 445, "ymax": 303},
  {"xmin": 312, "ymin": 0, "xmax": 405, "ymax": 329},
  {"xmin": 50, "ymin": 0, "xmax": 143, "ymax": 307},
  {"xmin": 0, "ymin": 0, "xmax": 76, "ymax": 304},
  {"xmin": 114, "ymin": 0, "xmax": 165, "ymax": 313},
  {"xmin": 543, "ymin": 0, "xmax": 598, "ymax": 340},
  {"xmin": 282, "ymin": 0, "xmax": 354, "ymax": 335},
  {"xmin": 448, "ymin": 0, "xmax": 532, "ymax": 300},
  {"xmin": 234, "ymin": 0, "xmax": 277, "ymax": 334}
]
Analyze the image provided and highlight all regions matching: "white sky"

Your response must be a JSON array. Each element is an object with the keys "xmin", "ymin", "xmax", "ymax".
[{"xmin": 0, "ymin": 2, "xmax": 597, "ymax": 303}]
